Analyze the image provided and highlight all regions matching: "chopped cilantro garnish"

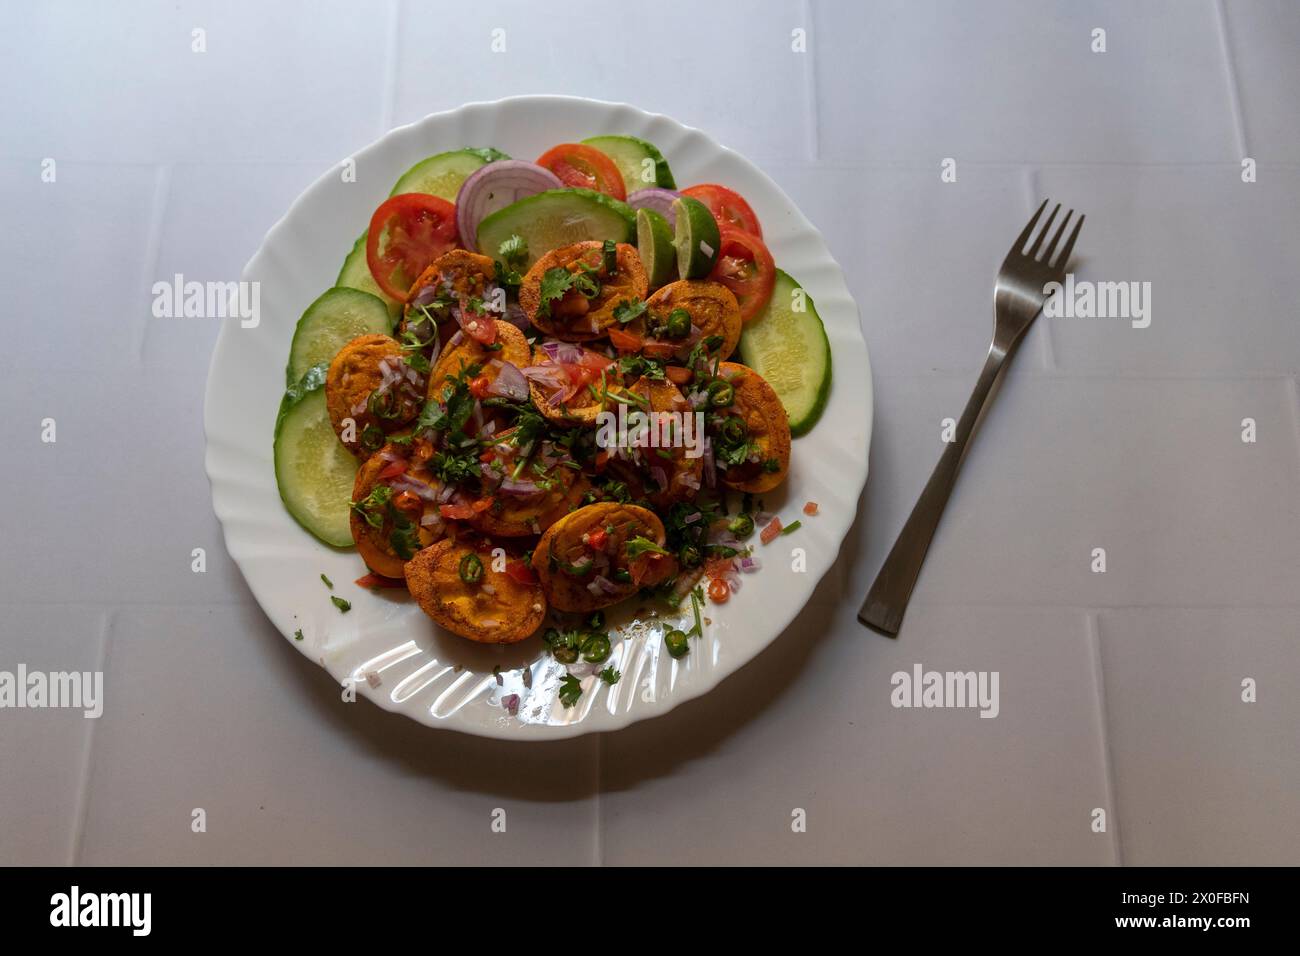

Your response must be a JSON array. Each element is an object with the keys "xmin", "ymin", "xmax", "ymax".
[
  {"xmin": 558, "ymin": 673, "xmax": 583, "ymax": 707},
  {"xmin": 538, "ymin": 267, "xmax": 577, "ymax": 317},
  {"xmin": 613, "ymin": 299, "xmax": 647, "ymax": 325},
  {"xmin": 499, "ymin": 234, "xmax": 528, "ymax": 269},
  {"xmin": 294, "ymin": 628, "xmax": 304, "ymax": 641},
  {"xmin": 598, "ymin": 667, "xmax": 621, "ymax": 686},
  {"xmin": 320, "ymin": 573, "xmax": 333, "ymax": 589},
  {"xmin": 331, "ymin": 596, "xmax": 351, "ymax": 613},
  {"xmin": 625, "ymin": 536, "xmax": 671, "ymax": 560}
]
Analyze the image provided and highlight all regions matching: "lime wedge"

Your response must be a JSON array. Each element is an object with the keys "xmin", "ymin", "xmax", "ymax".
[
  {"xmin": 672, "ymin": 196, "xmax": 720, "ymax": 280},
  {"xmin": 636, "ymin": 207, "xmax": 676, "ymax": 289}
]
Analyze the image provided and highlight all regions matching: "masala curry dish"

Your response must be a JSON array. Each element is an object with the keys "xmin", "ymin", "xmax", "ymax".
[{"xmin": 275, "ymin": 139, "xmax": 831, "ymax": 697}]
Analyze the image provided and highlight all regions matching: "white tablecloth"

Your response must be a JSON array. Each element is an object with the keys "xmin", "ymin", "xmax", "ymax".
[{"xmin": 2, "ymin": 0, "xmax": 1297, "ymax": 865}]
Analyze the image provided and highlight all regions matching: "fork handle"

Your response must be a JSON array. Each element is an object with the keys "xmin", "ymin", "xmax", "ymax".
[{"xmin": 858, "ymin": 347, "xmax": 1007, "ymax": 636}]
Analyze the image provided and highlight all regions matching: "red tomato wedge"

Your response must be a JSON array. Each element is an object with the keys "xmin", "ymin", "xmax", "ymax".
[
  {"xmin": 536, "ymin": 144, "xmax": 627, "ymax": 200},
  {"xmin": 356, "ymin": 572, "xmax": 408, "ymax": 589},
  {"xmin": 682, "ymin": 184, "xmax": 762, "ymax": 237},
  {"xmin": 377, "ymin": 458, "xmax": 408, "ymax": 479},
  {"xmin": 366, "ymin": 194, "xmax": 459, "ymax": 300},
  {"xmin": 505, "ymin": 559, "xmax": 537, "ymax": 585},
  {"xmin": 708, "ymin": 227, "xmax": 776, "ymax": 324},
  {"xmin": 607, "ymin": 327, "xmax": 644, "ymax": 352}
]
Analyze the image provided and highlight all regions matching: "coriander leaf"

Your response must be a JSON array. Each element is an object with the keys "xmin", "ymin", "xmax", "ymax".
[
  {"xmin": 331, "ymin": 595, "xmax": 352, "ymax": 614},
  {"xmin": 613, "ymin": 299, "xmax": 648, "ymax": 325},
  {"xmin": 558, "ymin": 673, "xmax": 583, "ymax": 707},
  {"xmin": 625, "ymin": 536, "xmax": 671, "ymax": 560},
  {"xmin": 499, "ymin": 234, "xmax": 528, "ymax": 269},
  {"xmin": 538, "ymin": 267, "xmax": 576, "ymax": 318},
  {"xmin": 598, "ymin": 667, "xmax": 621, "ymax": 685}
]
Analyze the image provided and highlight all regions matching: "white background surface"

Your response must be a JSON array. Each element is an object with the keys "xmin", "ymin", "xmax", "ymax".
[{"xmin": 1, "ymin": 0, "xmax": 1297, "ymax": 865}]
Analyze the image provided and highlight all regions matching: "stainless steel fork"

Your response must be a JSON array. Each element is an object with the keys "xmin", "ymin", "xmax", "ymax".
[{"xmin": 858, "ymin": 200, "xmax": 1084, "ymax": 636}]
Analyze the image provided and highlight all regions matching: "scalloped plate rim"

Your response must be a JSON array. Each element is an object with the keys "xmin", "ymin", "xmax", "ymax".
[{"xmin": 204, "ymin": 94, "xmax": 872, "ymax": 740}]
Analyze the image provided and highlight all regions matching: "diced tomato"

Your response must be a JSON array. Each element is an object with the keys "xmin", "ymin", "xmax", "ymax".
[
  {"xmin": 759, "ymin": 516, "xmax": 783, "ymax": 544},
  {"xmin": 458, "ymin": 304, "xmax": 498, "ymax": 345},
  {"xmin": 709, "ymin": 227, "xmax": 776, "ymax": 323},
  {"xmin": 608, "ymin": 327, "xmax": 644, "ymax": 352},
  {"xmin": 355, "ymin": 572, "xmax": 407, "ymax": 589},
  {"xmin": 665, "ymin": 366, "xmax": 693, "ymax": 385},
  {"xmin": 377, "ymin": 458, "xmax": 408, "ymax": 479},
  {"xmin": 471, "ymin": 496, "xmax": 495, "ymax": 513},
  {"xmin": 585, "ymin": 527, "xmax": 608, "ymax": 551},
  {"xmin": 536, "ymin": 144, "xmax": 627, "ymax": 200},
  {"xmin": 469, "ymin": 375, "xmax": 492, "ymax": 399},
  {"xmin": 803, "ymin": 501, "xmax": 819, "ymax": 516},
  {"xmin": 642, "ymin": 340, "xmax": 678, "ymax": 360},
  {"xmin": 629, "ymin": 551, "xmax": 675, "ymax": 587},
  {"xmin": 504, "ymin": 559, "xmax": 537, "ymax": 585},
  {"xmin": 594, "ymin": 449, "xmax": 610, "ymax": 471},
  {"xmin": 707, "ymin": 577, "xmax": 731, "ymax": 603},
  {"xmin": 366, "ymin": 193, "xmax": 459, "ymax": 300},
  {"xmin": 439, "ymin": 502, "xmax": 474, "ymax": 520},
  {"xmin": 682, "ymin": 184, "xmax": 763, "ymax": 237}
]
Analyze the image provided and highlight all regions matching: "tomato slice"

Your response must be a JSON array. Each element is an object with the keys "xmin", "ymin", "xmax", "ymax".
[
  {"xmin": 366, "ymin": 194, "xmax": 459, "ymax": 300},
  {"xmin": 504, "ymin": 558, "xmax": 537, "ymax": 585},
  {"xmin": 608, "ymin": 327, "xmax": 644, "ymax": 352},
  {"xmin": 708, "ymin": 227, "xmax": 776, "ymax": 324},
  {"xmin": 377, "ymin": 458, "xmax": 408, "ymax": 479},
  {"xmin": 682, "ymin": 184, "xmax": 762, "ymax": 237},
  {"xmin": 440, "ymin": 502, "xmax": 474, "ymax": 520},
  {"xmin": 355, "ymin": 572, "xmax": 408, "ymax": 589},
  {"xmin": 707, "ymin": 577, "xmax": 730, "ymax": 603},
  {"xmin": 585, "ymin": 527, "xmax": 608, "ymax": 551},
  {"xmin": 469, "ymin": 375, "xmax": 492, "ymax": 399},
  {"xmin": 536, "ymin": 144, "xmax": 627, "ymax": 200},
  {"xmin": 664, "ymin": 366, "xmax": 693, "ymax": 386}
]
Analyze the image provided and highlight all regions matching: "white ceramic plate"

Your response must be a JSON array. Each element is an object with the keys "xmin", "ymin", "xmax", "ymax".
[{"xmin": 205, "ymin": 95, "xmax": 871, "ymax": 739}]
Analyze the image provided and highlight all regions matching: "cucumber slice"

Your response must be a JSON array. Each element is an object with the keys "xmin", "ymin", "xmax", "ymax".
[
  {"xmin": 672, "ymin": 196, "xmax": 720, "ymax": 280},
  {"xmin": 581, "ymin": 135, "xmax": 676, "ymax": 193},
  {"xmin": 286, "ymin": 287, "xmax": 393, "ymax": 385},
  {"xmin": 636, "ymin": 207, "xmax": 676, "ymax": 289},
  {"xmin": 389, "ymin": 147, "xmax": 510, "ymax": 200},
  {"xmin": 335, "ymin": 233, "xmax": 402, "ymax": 320},
  {"xmin": 274, "ymin": 364, "xmax": 359, "ymax": 548},
  {"xmin": 476, "ymin": 188, "xmax": 635, "ymax": 268},
  {"xmin": 738, "ymin": 270, "xmax": 831, "ymax": 436}
]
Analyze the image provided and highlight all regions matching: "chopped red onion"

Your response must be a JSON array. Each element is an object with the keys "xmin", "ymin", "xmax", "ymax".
[
  {"xmin": 627, "ymin": 187, "xmax": 682, "ymax": 225},
  {"xmin": 502, "ymin": 693, "xmax": 520, "ymax": 716},
  {"xmin": 455, "ymin": 161, "xmax": 563, "ymax": 250},
  {"xmin": 586, "ymin": 574, "xmax": 618, "ymax": 596},
  {"xmin": 486, "ymin": 360, "xmax": 530, "ymax": 401},
  {"xmin": 498, "ymin": 477, "xmax": 543, "ymax": 497}
]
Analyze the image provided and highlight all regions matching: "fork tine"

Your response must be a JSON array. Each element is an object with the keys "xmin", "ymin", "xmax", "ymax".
[
  {"xmin": 1041, "ymin": 208, "xmax": 1074, "ymax": 263},
  {"xmin": 1027, "ymin": 203, "xmax": 1061, "ymax": 257},
  {"xmin": 1052, "ymin": 213, "xmax": 1085, "ymax": 271},
  {"xmin": 1012, "ymin": 200, "xmax": 1049, "ymax": 255}
]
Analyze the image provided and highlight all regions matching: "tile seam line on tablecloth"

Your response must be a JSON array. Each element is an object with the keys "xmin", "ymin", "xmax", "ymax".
[
  {"xmin": 1026, "ymin": 166, "xmax": 1056, "ymax": 371},
  {"xmin": 1085, "ymin": 612, "xmax": 1123, "ymax": 866},
  {"xmin": 380, "ymin": 0, "xmax": 400, "ymax": 135},
  {"xmin": 1213, "ymin": 0, "xmax": 1249, "ymax": 158},
  {"xmin": 131, "ymin": 163, "xmax": 172, "ymax": 365},
  {"xmin": 68, "ymin": 607, "xmax": 114, "ymax": 865},
  {"xmin": 802, "ymin": 0, "xmax": 820, "ymax": 162},
  {"xmin": 1285, "ymin": 377, "xmax": 1300, "ymax": 474},
  {"xmin": 6, "ymin": 600, "xmax": 1298, "ymax": 611},
  {"xmin": 871, "ymin": 370, "xmax": 1300, "ymax": 383}
]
